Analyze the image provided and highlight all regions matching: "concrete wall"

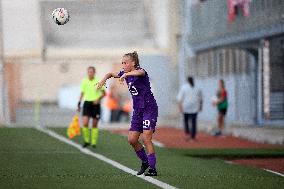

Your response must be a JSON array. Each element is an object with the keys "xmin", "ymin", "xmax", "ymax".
[
  {"xmin": 1, "ymin": 0, "xmax": 182, "ymax": 125},
  {"xmin": 19, "ymin": 60, "xmax": 114, "ymax": 103},
  {"xmin": 168, "ymin": 0, "xmax": 181, "ymax": 66},
  {"xmin": 196, "ymin": 73, "xmax": 256, "ymax": 126},
  {"xmin": 144, "ymin": 0, "xmax": 170, "ymax": 49},
  {"xmin": 2, "ymin": 0, "xmax": 42, "ymax": 57},
  {"xmin": 140, "ymin": 55, "xmax": 179, "ymax": 124},
  {"xmin": 4, "ymin": 62, "xmax": 21, "ymax": 122}
]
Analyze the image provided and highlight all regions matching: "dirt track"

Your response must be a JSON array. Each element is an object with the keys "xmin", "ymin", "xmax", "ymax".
[
  {"xmin": 112, "ymin": 127, "xmax": 281, "ymax": 149},
  {"xmin": 111, "ymin": 127, "xmax": 284, "ymax": 174},
  {"xmin": 232, "ymin": 158, "xmax": 284, "ymax": 174}
]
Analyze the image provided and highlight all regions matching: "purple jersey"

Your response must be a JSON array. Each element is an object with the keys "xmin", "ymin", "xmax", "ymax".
[{"xmin": 118, "ymin": 68, "xmax": 157, "ymax": 109}]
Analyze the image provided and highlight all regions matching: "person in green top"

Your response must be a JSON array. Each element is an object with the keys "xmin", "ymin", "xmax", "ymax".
[
  {"xmin": 213, "ymin": 79, "xmax": 228, "ymax": 136},
  {"xmin": 77, "ymin": 66, "xmax": 106, "ymax": 148}
]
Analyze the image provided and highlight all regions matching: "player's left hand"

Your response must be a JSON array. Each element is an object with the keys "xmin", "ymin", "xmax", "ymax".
[{"xmin": 93, "ymin": 99, "xmax": 100, "ymax": 105}]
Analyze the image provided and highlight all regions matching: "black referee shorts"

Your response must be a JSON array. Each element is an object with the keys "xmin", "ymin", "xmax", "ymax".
[{"xmin": 82, "ymin": 101, "xmax": 101, "ymax": 119}]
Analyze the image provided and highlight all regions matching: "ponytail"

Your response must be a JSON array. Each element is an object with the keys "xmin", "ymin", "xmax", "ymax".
[{"xmin": 124, "ymin": 51, "xmax": 140, "ymax": 68}]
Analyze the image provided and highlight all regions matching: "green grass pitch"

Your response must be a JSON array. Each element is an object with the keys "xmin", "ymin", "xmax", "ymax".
[{"xmin": 0, "ymin": 127, "xmax": 283, "ymax": 189}]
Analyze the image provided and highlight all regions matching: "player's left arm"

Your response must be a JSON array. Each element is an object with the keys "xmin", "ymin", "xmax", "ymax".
[
  {"xmin": 94, "ymin": 89, "xmax": 106, "ymax": 104},
  {"xmin": 119, "ymin": 69, "xmax": 145, "ymax": 82},
  {"xmin": 125, "ymin": 69, "xmax": 145, "ymax": 77}
]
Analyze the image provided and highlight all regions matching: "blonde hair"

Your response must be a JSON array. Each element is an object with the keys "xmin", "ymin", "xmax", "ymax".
[{"xmin": 124, "ymin": 51, "xmax": 140, "ymax": 68}]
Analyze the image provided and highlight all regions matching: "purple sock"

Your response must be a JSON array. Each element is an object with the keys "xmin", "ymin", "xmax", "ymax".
[
  {"xmin": 135, "ymin": 148, "xmax": 148, "ymax": 163},
  {"xmin": 147, "ymin": 153, "xmax": 156, "ymax": 170}
]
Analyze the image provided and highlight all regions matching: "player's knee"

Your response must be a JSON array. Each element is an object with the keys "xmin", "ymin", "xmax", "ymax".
[
  {"xmin": 92, "ymin": 120, "xmax": 98, "ymax": 126},
  {"xmin": 142, "ymin": 138, "xmax": 152, "ymax": 146},
  {"xmin": 128, "ymin": 138, "xmax": 138, "ymax": 146},
  {"xmin": 83, "ymin": 120, "xmax": 89, "ymax": 126}
]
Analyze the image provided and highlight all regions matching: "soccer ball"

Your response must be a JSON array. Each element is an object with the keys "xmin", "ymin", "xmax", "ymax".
[
  {"xmin": 211, "ymin": 96, "xmax": 218, "ymax": 106},
  {"xmin": 52, "ymin": 8, "xmax": 70, "ymax": 25}
]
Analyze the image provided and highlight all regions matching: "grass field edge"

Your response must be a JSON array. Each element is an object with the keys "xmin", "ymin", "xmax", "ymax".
[{"xmin": 35, "ymin": 126, "xmax": 178, "ymax": 189}]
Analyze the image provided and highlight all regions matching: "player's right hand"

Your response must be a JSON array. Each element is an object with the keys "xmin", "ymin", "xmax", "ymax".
[
  {"xmin": 77, "ymin": 102, "xmax": 81, "ymax": 112},
  {"xmin": 96, "ymin": 80, "xmax": 105, "ymax": 89}
]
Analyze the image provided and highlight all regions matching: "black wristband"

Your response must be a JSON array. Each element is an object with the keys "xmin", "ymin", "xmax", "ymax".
[{"xmin": 78, "ymin": 101, "xmax": 81, "ymax": 107}]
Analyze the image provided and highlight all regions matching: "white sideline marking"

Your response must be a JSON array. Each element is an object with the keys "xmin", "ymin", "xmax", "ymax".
[
  {"xmin": 263, "ymin": 169, "xmax": 284, "ymax": 177},
  {"xmin": 225, "ymin": 160, "xmax": 284, "ymax": 177},
  {"xmin": 153, "ymin": 141, "xmax": 165, "ymax": 148},
  {"xmin": 36, "ymin": 127, "xmax": 178, "ymax": 189}
]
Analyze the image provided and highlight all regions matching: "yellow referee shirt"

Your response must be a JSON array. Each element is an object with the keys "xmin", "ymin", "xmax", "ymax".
[{"xmin": 80, "ymin": 77, "xmax": 105, "ymax": 101}]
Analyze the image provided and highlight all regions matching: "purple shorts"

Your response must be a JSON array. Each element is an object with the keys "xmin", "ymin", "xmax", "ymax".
[{"xmin": 130, "ymin": 104, "xmax": 158, "ymax": 133}]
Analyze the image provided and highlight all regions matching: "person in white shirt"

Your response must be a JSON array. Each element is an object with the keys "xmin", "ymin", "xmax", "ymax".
[{"xmin": 177, "ymin": 77, "xmax": 203, "ymax": 141}]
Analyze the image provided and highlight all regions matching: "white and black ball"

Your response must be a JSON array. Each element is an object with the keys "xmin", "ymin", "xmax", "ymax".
[{"xmin": 52, "ymin": 8, "xmax": 70, "ymax": 25}]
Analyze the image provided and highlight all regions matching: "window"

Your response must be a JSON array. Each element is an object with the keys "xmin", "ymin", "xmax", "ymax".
[
  {"xmin": 218, "ymin": 50, "xmax": 224, "ymax": 76},
  {"xmin": 225, "ymin": 49, "xmax": 231, "ymax": 75}
]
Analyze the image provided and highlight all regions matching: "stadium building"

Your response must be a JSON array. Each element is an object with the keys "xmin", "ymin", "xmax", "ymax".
[
  {"xmin": 1, "ymin": 0, "xmax": 283, "ymax": 129},
  {"xmin": 180, "ymin": 0, "xmax": 284, "ymax": 126},
  {"xmin": 0, "ymin": 0, "xmax": 181, "ymax": 126}
]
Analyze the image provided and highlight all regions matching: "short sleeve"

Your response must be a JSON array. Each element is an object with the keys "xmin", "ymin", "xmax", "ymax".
[
  {"xmin": 221, "ymin": 90, "xmax": 227, "ymax": 98},
  {"xmin": 177, "ymin": 85, "xmax": 185, "ymax": 102},
  {"xmin": 118, "ymin": 70, "xmax": 124, "ymax": 77}
]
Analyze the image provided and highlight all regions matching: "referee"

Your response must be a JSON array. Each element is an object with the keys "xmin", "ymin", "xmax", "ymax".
[{"xmin": 77, "ymin": 66, "xmax": 106, "ymax": 148}]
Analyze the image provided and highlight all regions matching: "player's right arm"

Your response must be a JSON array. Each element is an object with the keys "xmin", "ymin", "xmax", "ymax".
[
  {"xmin": 78, "ymin": 79, "xmax": 86, "ymax": 112},
  {"xmin": 97, "ymin": 72, "xmax": 120, "ymax": 89},
  {"xmin": 77, "ymin": 92, "xmax": 84, "ymax": 112}
]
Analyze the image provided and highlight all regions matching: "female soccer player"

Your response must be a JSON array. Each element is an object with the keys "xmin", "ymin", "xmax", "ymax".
[
  {"xmin": 97, "ymin": 51, "xmax": 158, "ymax": 176},
  {"xmin": 78, "ymin": 66, "xmax": 106, "ymax": 148},
  {"xmin": 213, "ymin": 79, "xmax": 228, "ymax": 136}
]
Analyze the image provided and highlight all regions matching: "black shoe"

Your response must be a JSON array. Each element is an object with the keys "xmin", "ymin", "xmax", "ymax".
[
  {"xmin": 214, "ymin": 131, "xmax": 222, "ymax": 136},
  {"xmin": 137, "ymin": 162, "xmax": 149, "ymax": 175},
  {"xmin": 144, "ymin": 168, "xmax": 157, "ymax": 176},
  {"xmin": 82, "ymin": 142, "xmax": 90, "ymax": 148}
]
